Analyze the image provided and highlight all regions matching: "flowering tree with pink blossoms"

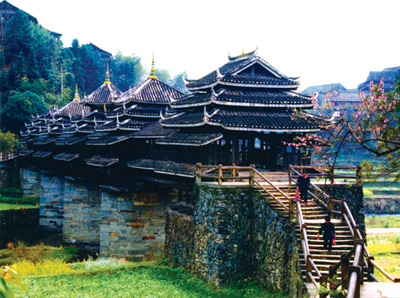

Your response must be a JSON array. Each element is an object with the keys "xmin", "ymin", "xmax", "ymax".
[{"xmin": 289, "ymin": 79, "xmax": 400, "ymax": 180}]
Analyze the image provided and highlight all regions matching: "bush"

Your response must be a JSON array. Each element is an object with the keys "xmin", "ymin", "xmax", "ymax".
[{"xmin": 0, "ymin": 187, "xmax": 22, "ymax": 198}]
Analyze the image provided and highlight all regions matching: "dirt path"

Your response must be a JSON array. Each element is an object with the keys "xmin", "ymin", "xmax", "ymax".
[{"xmin": 366, "ymin": 228, "xmax": 400, "ymax": 235}]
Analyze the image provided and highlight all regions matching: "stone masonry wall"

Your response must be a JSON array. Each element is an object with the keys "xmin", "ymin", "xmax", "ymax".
[
  {"xmin": 165, "ymin": 184, "xmax": 304, "ymax": 297},
  {"xmin": 39, "ymin": 174, "xmax": 64, "ymax": 232},
  {"xmin": 100, "ymin": 191, "xmax": 175, "ymax": 261},
  {"xmin": 251, "ymin": 190, "xmax": 303, "ymax": 296},
  {"xmin": 63, "ymin": 182, "xmax": 101, "ymax": 251},
  {"xmin": 321, "ymin": 184, "xmax": 365, "ymax": 237},
  {"xmin": 21, "ymin": 168, "xmax": 41, "ymax": 198}
]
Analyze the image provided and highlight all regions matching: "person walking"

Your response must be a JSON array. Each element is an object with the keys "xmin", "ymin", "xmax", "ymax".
[
  {"xmin": 318, "ymin": 216, "xmax": 336, "ymax": 252},
  {"xmin": 296, "ymin": 170, "xmax": 311, "ymax": 204}
]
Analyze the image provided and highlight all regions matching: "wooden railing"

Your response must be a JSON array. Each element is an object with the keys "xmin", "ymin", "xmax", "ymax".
[
  {"xmin": 294, "ymin": 199, "xmax": 322, "ymax": 288},
  {"xmin": 289, "ymin": 165, "xmax": 399, "ymax": 297},
  {"xmin": 195, "ymin": 163, "xmax": 292, "ymax": 215},
  {"xmin": 289, "ymin": 165, "xmax": 362, "ymax": 185},
  {"xmin": 196, "ymin": 163, "xmax": 399, "ymax": 296},
  {"xmin": 0, "ymin": 151, "xmax": 18, "ymax": 162}
]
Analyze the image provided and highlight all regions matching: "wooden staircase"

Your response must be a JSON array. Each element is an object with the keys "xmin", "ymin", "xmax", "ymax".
[{"xmin": 256, "ymin": 181, "xmax": 365, "ymax": 284}]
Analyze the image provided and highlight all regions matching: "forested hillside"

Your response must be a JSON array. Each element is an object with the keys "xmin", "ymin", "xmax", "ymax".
[{"xmin": 0, "ymin": 9, "xmax": 186, "ymax": 135}]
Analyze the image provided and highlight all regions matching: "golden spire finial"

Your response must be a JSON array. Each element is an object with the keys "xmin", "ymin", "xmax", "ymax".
[
  {"xmin": 73, "ymin": 84, "xmax": 80, "ymax": 101},
  {"xmin": 149, "ymin": 52, "xmax": 158, "ymax": 79},
  {"xmin": 104, "ymin": 64, "xmax": 111, "ymax": 84}
]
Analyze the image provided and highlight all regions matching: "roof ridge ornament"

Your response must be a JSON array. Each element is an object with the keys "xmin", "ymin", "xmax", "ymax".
[
  {"xmin": 216, "ymin": 67, "xmax": 223, "ymax": 80},
  {"xmin": 148, "ymin": 53, "xmax": 158, "ymax": 79},
  {"xmin": 169, "ymin": 95, "xmax": 178, "ymax": 103},
  {"xmin": 104, "ymin": 64, "xmax": 111, "ymax": 84},
  {"xmin": 73, "ymin": 84, "xmax": 80, "ymax": 101}
]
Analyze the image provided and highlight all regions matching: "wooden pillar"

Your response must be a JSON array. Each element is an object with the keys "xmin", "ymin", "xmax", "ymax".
[
  {"xmin": 248, "ymin": 137, "xmax": 255, "ymax": 164},
  {"xmin": 232, "ymin": 137, "xmax": 239, "ymax": 166}
]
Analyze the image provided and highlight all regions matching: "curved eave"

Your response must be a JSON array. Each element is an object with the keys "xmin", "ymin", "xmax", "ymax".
[
  {"xmin": 127, "ymin": 114, "xmax": 160, "ymax": 119},
  {"xmin": 156, "ymin": 135, "xmax": 223, "ymax": 147},
  {"xmin": 106, "ymin": 113, "xmax": 125, "ymax": 119},
  {"xmin": 187, "ymin": 81, "xmax": 299, "ymax": 91},
  {"xmin": 171, "ymin": 100, "xmax": 211, "ymax": 109},
  {"xmin": 78, "ymin": 129, "xmax": 96, "ymax": 134},
  {"xmin": 161, "ymin": 122, "xmax": 205, "ymax": 128},
  {"xmin": 206, "ymin": 121, "xmax": 320, "ymax": 133},
  {"xmin": 212, "ymin": 100, "xmax": 313, "ymax": 109},
  {"xmin": 119, "ymin": 127, "xmax": 142, "ymax": 131},
  {"xmin": 130, "ymin": 99, "xmax": 170, "ymax": 105}
]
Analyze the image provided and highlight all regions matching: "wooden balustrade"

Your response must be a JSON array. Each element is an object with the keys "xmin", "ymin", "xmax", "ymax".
[
  {"xmin": 195, "ymin": 163, "xmax": 398, "ymax": 296},
  {"xmin": 0, "ymin": 151, "xmax": 18, "ymax": 162}
]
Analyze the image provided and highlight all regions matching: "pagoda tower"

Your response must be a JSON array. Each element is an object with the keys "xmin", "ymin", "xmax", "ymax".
[{"xmin": 160, "ymin": 50, "xmax": 322, "ymax": 170}]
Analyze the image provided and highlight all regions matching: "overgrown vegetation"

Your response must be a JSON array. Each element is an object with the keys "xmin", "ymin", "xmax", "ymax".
[
  {"xmin": 365, "ymin": 215, "xmax": 400, "ymax": 228},
  {"xmin": 0, "ymin": 194, "xmax": 39, "ymax": 210},
  {"xmin": 0, "ymin": 242, "xmax": 79, "ymax": 267},
  {"xmin": 2, "ymin": 257, "xmax": 287, "ymax": 298},
  {"xmin": 367, "ymin": 234, "xmax": 400, "ymax": 282}
]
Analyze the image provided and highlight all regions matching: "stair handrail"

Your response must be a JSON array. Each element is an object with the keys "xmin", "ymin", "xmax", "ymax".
[
  {"xmin": 252, "ymin": 168, "xmax": 292, "ymax": 213},
  {"xmin": 342, "ymin": 200, "xmax": 400, "ymax": 284},
  {"xmin": 294, "ymin": 199, "xmax": 323, "ymax": 287}
]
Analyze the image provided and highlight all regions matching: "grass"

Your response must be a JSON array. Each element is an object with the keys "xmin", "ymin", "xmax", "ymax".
[
  {"xmin": 0, "ymin": 242, "xmax": 79, "ymax": 267},
  {"xmin": 0, "ymin": 195, "xmax": 39, "ymax": 210},
  {"xmin": 0, "ymin": 195, "xmax": 40, "ymax": 205},
  {"xmin": 0, "ymin": 203, "xmax": 39, "ymax": 210},
  {"xmin": 365, "ymin": 215, "xmax": 400, "ymax": 228},
  {"xmin": 8, "ymin": 259, "xmax": 287, "ymax": 298},
  {"xmin": 366, "ymin": 234, "xmax": 400, "ymax": 282}
]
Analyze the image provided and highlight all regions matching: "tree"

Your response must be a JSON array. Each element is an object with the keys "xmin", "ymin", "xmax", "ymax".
[
  {"xmin": 171, "ymin": 71, "xmax": 188, "ymax": 94},
  {"xmin": 1, "ymin": 91, "xmax": 48, "ymax": 133},
  {"xmin": 3, "ymin": 10, "xmax": 34, "ymax": 65},
  {"xmin": 289, "ymin": 79, "xmax": 400, "ymax": 180},
  {"xmin": 111, "ymin": 52, "xmax": 144, "ymax": 92},
  {"xmin": 156, "ymin": 69, "xmax": 171, "ymax": 84},
  {"xmin": 0, "ymin": 131, "xmax": 19, "ymax": 153}
]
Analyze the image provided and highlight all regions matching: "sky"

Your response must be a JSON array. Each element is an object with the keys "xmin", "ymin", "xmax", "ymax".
[{"xmin": 8, "ymin": 0, "xmax": 400, "ymax": 90}]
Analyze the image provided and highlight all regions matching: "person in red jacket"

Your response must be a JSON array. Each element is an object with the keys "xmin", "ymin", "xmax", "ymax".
[{"xmin": 318, "ymin": 216, "xmax": 336, "ymax": 252}]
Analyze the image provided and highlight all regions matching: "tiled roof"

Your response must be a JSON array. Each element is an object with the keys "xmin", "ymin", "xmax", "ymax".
[
  {"xmin": 119, "ymin": 119, "xmax": 150, "ymax": 131},
  {"xmin": 131, "ymin": 121, "xmax": 178, "ymax": 139},
  {"xmin": 19, "ymin": 149, "xmax": 34, "ymax": 156},
  {"xmin": 84, "ymin": 111, "xmax": 108, "ymax": 122},
  {"xmin": 55, "ymin": 136, "xmax": 86, "ymax": 146},
  {"xmin": 53, "ymin": 153, "xmax": 79, "ymax": 162},
  {"xmin": 162, "ymin": 108, "xmax": 319, "ymax": 132},
  {"xmin": 118, "ymin": 78, "xmax": 185, "ymax": 104},
  {"xmin": 86, "ymin": 135, "xmax": 128, "ymax": 146},
  {"xmin": 78, "ymin": 123, "xmax": 96, "ymax": 134},
  {"xmin": 185, "ymin": 55, "xmax": 298, "ymax": 90},
  {"xmin": 171, "ymin": 89, "xmax": 312, "ymax": 108},
  {"xmin": 82, "ymin": 82, "xmax": 122, "ymax": 105},
  {"xmin": 161, "ymin": 111, "xmax": 205, "ymax": 127},
  {"xmin": 170, "ymin": 92, "xmax": 212, "ymax": 108},
  {"xmin": 125, "ymin": 105, "xmax": 162, "ymax": 118},
  {"xmin": 95, "ymin": 120, "xmax": 119, "ymax": 132},
  {"xmin": 33, "ymin": 137, "xmax": 59, "ymax": 145},
  {"xmin": 156, "ymin": 133, "xmax": 223, "ymax": 146},
  {"xmin": 87, "ymin": 132, "xmax": 110, "ymax": 139},
  {"xmin": 56, "ymin": 100, "xmax": 91, "ymax": 117},
  {"xmin": 208, "ymin": 110, "xmax": 320, "ymax": 132},
  {"xmin": 32, "ymin": 151, "xmax": 52, "ymax": 158},
  {"xmin": 85, "ymin": 156, "xmax": 119, "ymax": 167},
  {"xmin": 127, "ymin": 159, "xmax": 195, "ymax": 177}
]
